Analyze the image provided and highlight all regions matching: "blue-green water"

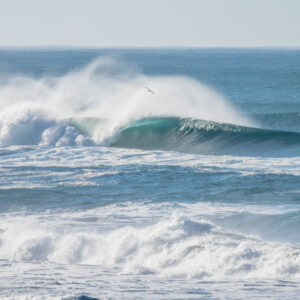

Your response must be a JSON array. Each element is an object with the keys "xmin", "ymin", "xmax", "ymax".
[{"xmin": 0, "ymin": 48, "xmax": 299, "ymax": 299}]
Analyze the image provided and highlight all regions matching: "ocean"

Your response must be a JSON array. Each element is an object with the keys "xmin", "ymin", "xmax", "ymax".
[{"xmin": 0, "ymin": 48, "xmax": 299, "ymax": 299}]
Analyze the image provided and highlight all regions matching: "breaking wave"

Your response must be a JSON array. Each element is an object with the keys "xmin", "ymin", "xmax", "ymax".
[
  {"xmin": 70, "ymin": 116, "xmax": 300, "ymax": 156},
  {"xmin": 0, "ymin": 113, "xmax": 299, "ymax": 156},
  {"xmin": 0, "ymin": 57, "xmax": 298, "ymax": 156},
  {"xmin": 1, "ymin": 210, "xmax": 300, "ymax": 280}
]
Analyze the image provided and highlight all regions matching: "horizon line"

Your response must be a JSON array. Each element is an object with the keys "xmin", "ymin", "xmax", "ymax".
[{"xmin": 0, "ymin": 45, "xmax": 300, "ymax": 50}]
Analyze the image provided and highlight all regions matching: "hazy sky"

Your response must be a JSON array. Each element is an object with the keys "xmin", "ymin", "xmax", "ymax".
[{"xmin": 0, "ymin": 0, "xmax": 300, "ymax": 47}]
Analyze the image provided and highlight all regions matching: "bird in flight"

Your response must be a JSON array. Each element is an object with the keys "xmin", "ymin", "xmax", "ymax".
[{"xmin": 145, "ymin": 86, "xmax": 155, "ymax": 95}]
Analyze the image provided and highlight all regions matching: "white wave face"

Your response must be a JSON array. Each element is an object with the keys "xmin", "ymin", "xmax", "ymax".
[
  {"xmin": 1, "ymin": 202, "xmax": 300, "ymax": 281},
  {"xmin": 0, "ymin": 107, "xmax": 92, "ymax": 146},
  {"xmin": 0, "ymin": 58, "xmax": 252, "ymax": 146}
]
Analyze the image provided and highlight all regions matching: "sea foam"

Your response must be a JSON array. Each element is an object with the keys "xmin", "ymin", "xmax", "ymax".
[{"xmin": 1, "ymin": 206, "xmax": 300, "ymax": 280}]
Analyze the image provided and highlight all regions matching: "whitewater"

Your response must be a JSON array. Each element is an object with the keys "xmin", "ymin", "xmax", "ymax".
[{"xmin": 0, "ymin": 48, "xmax": 300, "ymax": 299}]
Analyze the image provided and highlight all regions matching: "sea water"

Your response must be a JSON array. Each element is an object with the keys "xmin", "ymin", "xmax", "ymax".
[{"xmin": 0, "ymin": 48, "xmax": 300, "ymax": 299}]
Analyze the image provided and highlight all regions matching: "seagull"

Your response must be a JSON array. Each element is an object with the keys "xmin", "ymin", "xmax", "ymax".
[{"xmin": 145, "ymin": 86, "xmax": 155, "ymax": 95}]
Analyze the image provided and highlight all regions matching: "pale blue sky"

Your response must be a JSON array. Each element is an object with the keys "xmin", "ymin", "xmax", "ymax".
[{"xmin": 0, "ymin": 0, "xmax": 299, "ymax": 47}]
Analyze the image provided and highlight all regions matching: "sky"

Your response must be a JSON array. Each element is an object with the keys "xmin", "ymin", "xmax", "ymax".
[{"xmin": 0, "ymin": 0, "xmax": 300, "ymax": 47}]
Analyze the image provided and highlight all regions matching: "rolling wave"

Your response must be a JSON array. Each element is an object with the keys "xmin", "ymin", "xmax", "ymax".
[
  {"xmin": 70, "ymin": 117, "xmax": 300, "ymax": 157},
  {"xmin": 0, "ymin": 56, "xmax": 298, "ymax": 156}
]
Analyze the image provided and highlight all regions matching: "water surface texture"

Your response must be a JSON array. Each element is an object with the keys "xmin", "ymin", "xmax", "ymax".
[{"xmin": 0, "ymin": 48, "xmax": 300, "ymax": 299}]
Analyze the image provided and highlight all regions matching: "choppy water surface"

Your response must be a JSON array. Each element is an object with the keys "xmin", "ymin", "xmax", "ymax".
[{"xmin": 0, "ymin": 48, "xmax": 299, "ymax": 299}]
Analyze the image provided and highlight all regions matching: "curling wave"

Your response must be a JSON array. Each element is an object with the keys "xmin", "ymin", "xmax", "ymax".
[
  {"xmin": 70, "ymin": 117, "xmax": 300, "ymax": 157},
  {"xmin": 0, "ymin": 57, "xmax": 298, "ymax": 156}
]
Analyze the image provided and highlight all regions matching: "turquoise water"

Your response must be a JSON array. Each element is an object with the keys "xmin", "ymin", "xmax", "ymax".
[{"xmin": 0, "ymin": 48, "xmax": 299, "ymax": 299}]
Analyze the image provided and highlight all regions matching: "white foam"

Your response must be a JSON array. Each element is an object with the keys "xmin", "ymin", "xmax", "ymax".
[
  {"xmin": 1, "ymin": 204, "xmax": 300, "ymax": 280},
  {"xmin": 1, "ymin": 146, "xmax": 298, "ymax": 177},
  {"xmin": 0, "ymin": 57, "xmax": 252, "ymax": 146}
]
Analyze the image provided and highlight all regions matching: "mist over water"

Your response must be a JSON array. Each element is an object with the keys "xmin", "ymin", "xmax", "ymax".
[{"xmin": 0, "ymin": 49, "xmax": 300, "ymax": 299}]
